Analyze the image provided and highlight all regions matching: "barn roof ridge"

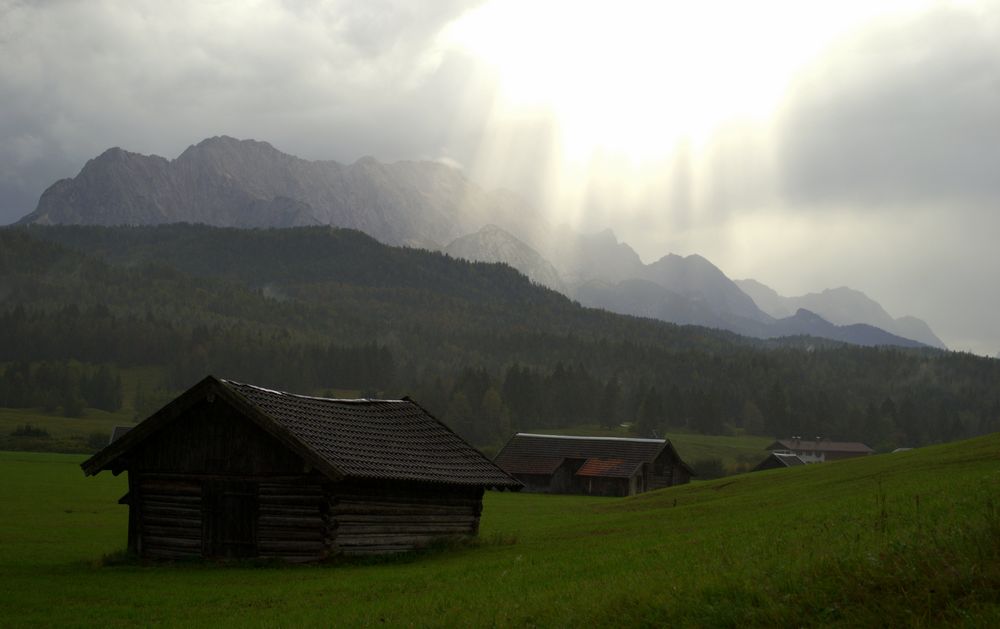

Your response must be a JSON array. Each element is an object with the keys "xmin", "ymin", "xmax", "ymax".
[
  {"xmin": 219, "ymin": 379, "xmax": 407, "ymax": 404},
  {"xmin": 515, "ymin": 433, "xmax": 666, "ymax": 444},
  {"xmin": 82, "ymin": 375, "xmax": 522, "ymax": 490}
]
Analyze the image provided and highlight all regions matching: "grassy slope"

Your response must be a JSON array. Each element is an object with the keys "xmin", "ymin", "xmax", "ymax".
[
  {"xmin": 0, "ymin": 366, "xmax": 167, "ymax": 453},
  {"xmin": 1, "ymin": 435, "xmax": 999, "ymax": 627},
  {"xmin": 0, "ymin": 407, "xmax": 131, "ymax": 452}
]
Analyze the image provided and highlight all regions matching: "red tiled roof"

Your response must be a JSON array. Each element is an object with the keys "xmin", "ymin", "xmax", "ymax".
[{"xmin": 575, "ymin": 458, "xmax": 632, "ymax": 477}]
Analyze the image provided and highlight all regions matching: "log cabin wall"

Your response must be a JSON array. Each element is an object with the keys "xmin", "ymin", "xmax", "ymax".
[
  {"xmin": 126, "ymin": 399, "xmax": 327, "ymax": 561},
  {"xmin": 647, "ymin": 449, "xmax": 676, "ymax": 491},
  {"xmin": 549, "ymin": 458, "xmax": 585, "ymax": 494},
  {"xmin": 256, "ymin": 477, "xmax": 327, "ymax": 562},
  {"xmin": 327, "ymin": 479, "xmax": 484, "ymax": 556},
  {"xmin": 671, "ymin": 463, "xmax": 692, "ymax": 485},
  {"xmin": 582, "ymin": 476, "xmax": 630, "ymax": 497}
]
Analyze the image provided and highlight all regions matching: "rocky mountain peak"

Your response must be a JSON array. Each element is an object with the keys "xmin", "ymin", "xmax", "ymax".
[
  {"xmin": 792, "ymin": 308, "xmax": 827, "ymax": 323},
  {"xmin": 444, "ymin": 224, "xmax": 564, "ymax": 292}
]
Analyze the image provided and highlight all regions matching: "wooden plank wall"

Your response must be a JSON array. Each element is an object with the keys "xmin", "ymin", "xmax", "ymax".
[
  {"xmin": 328, "ymin": 483, "xmax": 484, "ymax": 556},
  {"xmin": 138, "ymin": 477, "xmax": 203, "ymax": 560},
  {"xmin": 648, "ymin": 449, "xmax": 680, "ymax": 491},
  {"xmin": 257, "ymin": 478, "xmax": 327, "ymax": 563},
  {"xmin": 130, "ymin": 400, "xmax": 304, "ymax": 477},
  {"xmin": 671, "ymin": 463, "xmax": 692, "ymax": 485}
]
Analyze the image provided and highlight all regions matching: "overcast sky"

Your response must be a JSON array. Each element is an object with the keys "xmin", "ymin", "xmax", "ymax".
[{"xmin": 1, "ymin": 0, "xmax": 998, "ymax": 355}]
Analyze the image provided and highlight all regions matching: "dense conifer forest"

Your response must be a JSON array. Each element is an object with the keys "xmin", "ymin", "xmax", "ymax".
[{"xmin": 2, "ymin": 225, "xmax": 999, "ymax": 452}]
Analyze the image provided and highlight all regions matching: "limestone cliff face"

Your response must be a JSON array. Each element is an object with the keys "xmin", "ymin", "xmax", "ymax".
[{"xmin": 20, "ymin": 136, "xmax": 511, "ymax": 247}]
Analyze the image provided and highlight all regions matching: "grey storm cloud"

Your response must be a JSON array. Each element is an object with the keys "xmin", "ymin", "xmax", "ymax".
[
  {"xmin": 0, "ymin": 0, "xmax": 489, "ymax": 223},
  {"xmin": 777, "ymin": 2, "xmax": 1000, "ymax": 209},
  {"xmin": 0, "ymin": 0, "xmax": 998, "ymax": 354}
]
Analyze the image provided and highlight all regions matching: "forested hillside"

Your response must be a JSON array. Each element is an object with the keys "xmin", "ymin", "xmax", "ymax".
[{"xmin": 3, "ymin": 225, "xmax": 999, "ymax": 453}]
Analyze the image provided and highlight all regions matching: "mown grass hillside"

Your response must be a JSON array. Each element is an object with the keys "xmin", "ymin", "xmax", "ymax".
[{"xmin": 1, "ymin": 434, "xmax": 998, "ymax": 626}]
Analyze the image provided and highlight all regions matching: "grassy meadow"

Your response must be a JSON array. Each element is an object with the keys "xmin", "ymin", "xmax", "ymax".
[
  {"xmin": 0, "ymin": 366, "xmax": 168, "ymax": 453},
  {"xmin": 1, "ymin": 433, "xmax": 999, "ymax": 627}
]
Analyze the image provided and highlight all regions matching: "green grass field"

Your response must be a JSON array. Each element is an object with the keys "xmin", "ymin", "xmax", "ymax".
[
  {"xmin": 0, "ymin": 366, "xmax": 170, "ymax": 453},
  {"xmin": 0, "ymin": 407, "xmax": 132, "ymax": 453},
  {"xmin": 1, "ymin": 434, "xmax": 999, "ymax": 627}
]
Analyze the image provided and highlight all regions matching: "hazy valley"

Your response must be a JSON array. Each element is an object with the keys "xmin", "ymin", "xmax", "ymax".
[{"xmin": 3, "ymin": 1, "xmax": 1000, "ymax": 623}]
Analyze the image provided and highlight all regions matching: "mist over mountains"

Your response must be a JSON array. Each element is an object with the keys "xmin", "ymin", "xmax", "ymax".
[
  {"xmin": 443, "ymin": 225, "xmax": 564, "ymax": 292},
  {"xmin": 19, "ymin": 135, "xmax": 945, "ymax": 350},
  {"xmin": 20, "ymin": 136, "xmax": 530, "ymax": 250},
  {"xmin": 735, "ymin": 281, "xmax": 947, "ymax": 349}
]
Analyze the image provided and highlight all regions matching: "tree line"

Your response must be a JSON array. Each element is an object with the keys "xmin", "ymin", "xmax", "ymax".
[
  {"xmin": 2, "ymin": 225, "xmax": 999, "ymax": 453},
  {"xmin": 0, "ymin": 360, "xmax": 122, "ymax": 417}
]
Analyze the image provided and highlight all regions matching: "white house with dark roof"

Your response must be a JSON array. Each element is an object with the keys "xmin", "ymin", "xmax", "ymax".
[{"xmin": 765, "ymin": 437, "xmax": 874, "ymax": 463}]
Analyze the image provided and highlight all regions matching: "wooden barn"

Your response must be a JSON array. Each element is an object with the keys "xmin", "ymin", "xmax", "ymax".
[
  {"xmin": 493, "ymin": 433, "xmax": 693, "ymax": 497},
  {"xmin": 81, "ymin": 376, "xmax": 520, "ymax": 561}
]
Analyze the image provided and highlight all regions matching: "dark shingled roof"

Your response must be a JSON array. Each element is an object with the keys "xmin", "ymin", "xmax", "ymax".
[
  {"xmin": 109, "ymin": 425, "xmax": 132, "ymax": 444},
  {"xmin": 495, "ymin": 433, "xmax": 693, "ymax": 479},
  {"xmin": 82, "ymin": 376, "xmax": 520, "ymax": 490},
  {"xmin": 223, "ymin": 380, "xmax": 519, "ymax": 488},
  {"xmin": 752, "ymin": 452, "xmax": 805, "ymax": 471},
  {"xmin": 772, "ymin": 452, "xmax": 805, "ymax": 466}
]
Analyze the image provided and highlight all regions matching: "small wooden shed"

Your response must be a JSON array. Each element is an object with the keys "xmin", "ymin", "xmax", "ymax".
[
  {"xmin": 752, "ymin": 452, "xmax": 805, "ymax": 472},
  {"xmin": 494, "ymin": 433, "xmax": 693, "ymax": 497},
  {"xmin": 82, "ymin": 376, "xmax": 520, "ymax": 561}
]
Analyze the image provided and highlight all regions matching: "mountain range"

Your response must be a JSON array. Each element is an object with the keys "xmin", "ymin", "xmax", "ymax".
[
  {"xmin": 19, "ymin": 135, "xmax": 945, "ymax": 350},
  {"xmin": 442, "ymin": 225, "xmax": 935, "ymax": 348},
  {"xmin": 20, "ymin": 136, "xmax": 532, "ymax": 250},
  {"xmin": 734, "ymin": 280, "xmax": 946, "ymax": 349}
]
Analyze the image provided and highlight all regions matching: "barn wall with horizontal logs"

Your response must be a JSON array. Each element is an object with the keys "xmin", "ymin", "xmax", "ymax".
[{"xmin": 121, "ymin": 398, "xmax": 484, "ymax": 561}]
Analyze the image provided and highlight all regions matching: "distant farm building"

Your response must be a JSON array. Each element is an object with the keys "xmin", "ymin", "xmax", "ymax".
[
  {"xmin": 109, "ymin": 425, "xmax": 132, "ymax": 444},
  {"xmin": 752, "ymin": 452, "xmax": 805, "ymax": 472},
  {"xmin": 82, "ymin": 376, "xmax": 520, "ymax": 561},
  {"xmin": 494, "ymin": 433, "xmax": 693, "ymax": 497},
  {"xmin": 765, "ymin": 438, "xmax": 874, "ymax": 463}
]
